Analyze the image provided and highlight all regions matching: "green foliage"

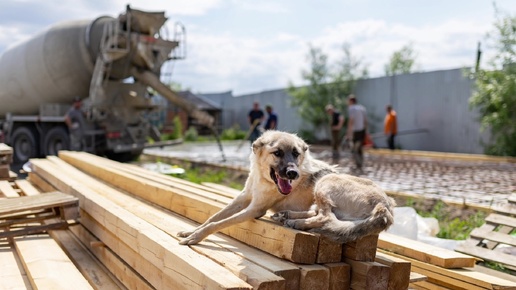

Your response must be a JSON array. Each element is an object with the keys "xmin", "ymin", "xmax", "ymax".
[
  {"xmin": 220, "ymin": 125, "xmax": 247, "ymax": 140},
  {"xmin": 417, "ymin": 201, "xmax": 486, "ymax": 240},
  {"xmin": 384, "ymin": 43, "xmax": 417, "ymax": 76},
  {"xmin": 469, "ymin": 8, "xmax": 516, "ymax": 156},
  {"xmin": 184, "ymin": 127, "xmax": 199, "ymax": 141},
  {"xmin": 160, "ymin": 116, "xmax": 184, "ymax": 141},
  {"xmin": 177, "ymin": 168, "xmax": 243, "ymax": 190},
  {"xmin": 288, "ymin": 43, "xmax": 368, "ymax": 130}
]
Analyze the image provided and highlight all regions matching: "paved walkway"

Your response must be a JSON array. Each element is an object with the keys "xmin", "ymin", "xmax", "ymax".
[{"xmin": 144, "ymin": 142, "xmax": 516, "ymax": 208}]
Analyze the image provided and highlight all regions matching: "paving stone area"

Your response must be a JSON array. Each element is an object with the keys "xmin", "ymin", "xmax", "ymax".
[{"xmin": 145, "ymin": 142, "xmax": 516, "ymax": 207}]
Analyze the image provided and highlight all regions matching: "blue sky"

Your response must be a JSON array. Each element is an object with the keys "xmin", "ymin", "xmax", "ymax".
[{"xmin": 0, "ymin": 0, "xmax": 514, "ymax": 95}]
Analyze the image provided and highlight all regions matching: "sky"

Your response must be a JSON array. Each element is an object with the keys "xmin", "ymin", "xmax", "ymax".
[{"xmin": 0, "ymin": 0, "xmax": 514, "ymax": 95}]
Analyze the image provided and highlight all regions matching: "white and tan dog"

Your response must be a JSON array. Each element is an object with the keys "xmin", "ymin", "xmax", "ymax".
[{"xmin": 178, "ymin": 130, "xmax": 395, "ymax": 245}]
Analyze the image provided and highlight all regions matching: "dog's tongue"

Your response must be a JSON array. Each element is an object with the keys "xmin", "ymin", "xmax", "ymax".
[{"xmin": 278, "ymin": 178, "xmax": 292, "ymax": 194}]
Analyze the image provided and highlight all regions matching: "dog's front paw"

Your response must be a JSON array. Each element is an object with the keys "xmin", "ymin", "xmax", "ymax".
[
  {"xmin": 177, "ymin": 230, "xmax": 193, "ymax": 238},
  {"xmin": 271, "ymin": 211, "xmax": 289, "ymax": 223},
  {"xmin": 178, "ymin": 233, "xmax": 202, "ymax": 245},
  {"xmin": 284, "ymin": 219, "xmax": 298, "ymax": 229}
]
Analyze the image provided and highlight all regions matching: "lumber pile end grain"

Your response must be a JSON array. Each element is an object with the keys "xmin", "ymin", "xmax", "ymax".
[
  {"xmin": 379, "ymin": 232, "xmax": 478, "ymax": 268},
  {"xmin": 343, "ymin": 234, "xmax": 378, "ymax": 261},
  {"xmin": 375, "ymin": 251, "xmax": 412, "ymax": 290},
  {"xmin": 0, "ymin": 143, "xmax": 14, "ymax": 180},
  {"xmin": 343, "ymin": 259, "xmax": 390, "ymax": 290}
]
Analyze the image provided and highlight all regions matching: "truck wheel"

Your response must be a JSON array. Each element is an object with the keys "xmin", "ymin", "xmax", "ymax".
[
  {"xmin": 105, "ymin": 150, "xmax": 143, "ymax": 162},
  {"xmin": 11, "ymin": 126, "xmax": 38, "ymax": 164},
  {"xmin": 43, "ymin": 126, "xmax": 70, "ymax": 156}
]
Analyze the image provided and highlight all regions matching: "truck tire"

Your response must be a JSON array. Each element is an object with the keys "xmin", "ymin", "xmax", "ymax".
[
  {"xmin": 11, "ymin": 126, "xmax": 38, "ymax": 164},
  {"xmin": 42, "ymin": 126, "xmax": 70, "ymax": 156},
  {"xmin": 105, "ymin": 150, "xmax": 143, "ymax": 162}
]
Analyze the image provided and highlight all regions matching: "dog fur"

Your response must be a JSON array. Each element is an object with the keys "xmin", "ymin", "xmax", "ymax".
[{"xmin": 178, "ymin": 130, "xmax": 395, "ymax": 245}]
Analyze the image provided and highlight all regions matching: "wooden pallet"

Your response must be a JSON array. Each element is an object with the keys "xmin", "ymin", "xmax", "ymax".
[
  {"xmin": 456, "ymin": 194, "xmax": 516, "ymax": 272},
  {"xmin": 0, "ymin": 191, "xmax": 79, "ymax": 239}
]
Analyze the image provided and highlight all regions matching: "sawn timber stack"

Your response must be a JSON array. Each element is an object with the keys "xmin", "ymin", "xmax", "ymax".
[{"xmin": 18, "ymin": 151, "xmax": 515, "ymax": 290}]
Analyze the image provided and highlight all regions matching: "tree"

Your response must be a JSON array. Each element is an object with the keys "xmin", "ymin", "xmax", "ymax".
[
  {"xmin": 288, "ymin": 43, "xmax": 368, "ymax": 135},
  {"xmin": 469, "ymin": 8, "xmax": 516, "ymax": 156},
  {"xmin": 384, "ymin": 44, "xmax": 417, "ymax": 76}
]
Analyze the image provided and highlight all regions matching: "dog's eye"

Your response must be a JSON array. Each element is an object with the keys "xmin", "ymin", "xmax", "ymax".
[
  {"xmin": 292, "ymin": 150, "xmax": 300, "ymax": 158},
  {"xmin": 273, "ymin": 150, "xmax": 283, "ymax": 157}
]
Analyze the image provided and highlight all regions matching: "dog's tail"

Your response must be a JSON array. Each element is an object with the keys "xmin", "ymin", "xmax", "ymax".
[{"xmin": 311, "ymin": 203, "xmax": 394, "ymax": 243}]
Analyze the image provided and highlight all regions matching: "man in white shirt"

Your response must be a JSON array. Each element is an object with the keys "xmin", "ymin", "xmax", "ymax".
[{"xmin": 346, "ymin": 95, "xmax": 367, "ymax": 172}]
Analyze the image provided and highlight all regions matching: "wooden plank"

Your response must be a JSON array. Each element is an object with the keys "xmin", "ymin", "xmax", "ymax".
[
  {"xmin": 39, "ymin": 157, "xmax": 296, "ymax": 290},
  {"xmin": 68, "ymin": 224, "xmax": 154, "ymax": 290},
  {"xmin": 470, "ymin": 226, "xmax": 516, "ymax": 247},
  {"xmin": 30, "ymin": 158, "xmax": 253, "ymax": 290},
  {"xmin": 14, "ymin": 235, "xmax": 94, "ymax": 290},
  {"xmin": 410, "ymin": 280, "xmax": 450, "ymax": 290},
  {"xmin": 57, "ymin": 151, "xmax": 320, "ymax": 264},
  {"xmin": 28, "ymin": 172, "xmax": 57, "ymax": 193},
  {"xmin": 0, "ymin": 241, "xmax": 30, "ymax": 290},
  {"xmin": 324, "ymin": 262, "xmax": 350, "ymax": 290},
  {"xmin": 0, "ymin": 180, "xmax": 19, "ymax": 197},
  {"xmin": 378, "ymin": 232, "xmax": 477, "ymax": 268},
  {"xmin": 382, "ymin": 250, "xmax": 516, "ymax": 290},
  {"xmin": 46, "ymin": 224, "xmax": 124, "ymax": 290},
  {"xmin": 0, "ymin": 143, "xmax": 13, "ymax": 155},
  {"xmin": 410, "ymin": 272, "xmax": 427, "ymax": 283},
  {"xmin": 342, "ymin": 259, "xmax": 390, "ymax": 290},
  {"xmin": 455, "ymin": 243, "xmax": 516, "ymax": 269},
  {"xmin": 14, "ymin": 180, "xmax": 40, "ymax": 196},
  {"xmin": 0, "ymin": 191, "xmax": 78, "ymax": 216},
  {"xmin": 202, "ymin": 182, "xmax": 242, "ymax": 196},
  {"xmin": 492, "ymin": 203, "xmax": 516, "ymax": 216},
  {"xmin": 374, "ymin": 251, "xmax": 411, "ymax": 290},
  {"xmin": 411, "ymin": 265, "xmax": 487, "ymax": 290},
  {"xmin": 486, "ymin": 213, "xmax": 516, "ymax": 228},
  {"xmin": 299, "ymin": 264, "xmax": 330, "ymax": 290},
  {"xmin": 473, "ymin": 264, "xmax": 516, "ymax": 283}
]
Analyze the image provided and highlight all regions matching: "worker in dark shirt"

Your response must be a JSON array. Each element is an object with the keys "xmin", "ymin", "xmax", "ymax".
[
  {"xmin": 325, "ymin": 104, "xmax": 344, "ymax": 163},
  {"xmin": 248, "ymin": 101, "xmax": 265, "ymax": 143},
  {"xmin": 264, "ymin": 104, "xmax": 278, "ymax": 130}
]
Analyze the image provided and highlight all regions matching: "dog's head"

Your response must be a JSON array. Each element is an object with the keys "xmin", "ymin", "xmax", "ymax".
[{"xmin": 251, "ymin": 131, "xmax": 308, "ymax": 195}]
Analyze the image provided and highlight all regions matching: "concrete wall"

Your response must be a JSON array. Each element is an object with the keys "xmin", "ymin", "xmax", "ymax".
[{"xmin": 200, "ymin": 68, "xmax": 489, "ymax": 154}]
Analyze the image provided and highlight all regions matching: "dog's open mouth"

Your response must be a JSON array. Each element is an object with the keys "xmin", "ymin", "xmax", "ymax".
[{"xmin": 270, "ymin": 168, "xmax": 293, "ymax": 195}]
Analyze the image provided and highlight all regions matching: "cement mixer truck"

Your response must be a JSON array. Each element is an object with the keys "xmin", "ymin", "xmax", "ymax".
[{"xmin": 0, "ymin": 6, "xmax": 214, "ymax": 164}]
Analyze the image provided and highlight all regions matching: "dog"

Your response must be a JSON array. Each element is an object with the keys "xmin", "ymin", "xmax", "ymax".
[{"xmin": 178, "ymin": 130, "xmax": 395, "ymax": 245}]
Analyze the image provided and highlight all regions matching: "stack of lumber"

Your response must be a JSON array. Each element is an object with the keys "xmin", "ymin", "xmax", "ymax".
[
  {"xmin": 3, "ymin": 150, "xmax": 514, "ymax": 289},
  {"xmin": 0, "ymin": 143, "xmax": 16, "ymax": 181},
  {"xmin": 456, "ymin": 193, "xmax": 516, "ymax": 273},
  {"xmin": 378, "ymin": 232, "xmax": 516, "ymax": 289},
  {"xmin": 22, "ymin": 151, "xmax": 421, "ymax": 290}
]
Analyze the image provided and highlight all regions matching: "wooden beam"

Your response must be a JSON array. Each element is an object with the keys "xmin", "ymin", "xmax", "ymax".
[
  {"xmin": 342, "ymin": 235, "xmax": 378, "ymax": 262},
  {"xmin": 30, "ymin": 158, "xmax": 253, "ymax": 290},
  {"xmin": 299, "ymin": 264, "xmax": 330, "ymax": 290},
  {"xmin": 380, "ymin": 250, "xmax": 516, "ymax": 290},
  {"xmin": 343, "ymin": 259, "xmax": 390, "ymax": 290},
  {"xmin": 324, "ymin": 262, "xmax": 350, "ymax": 290},
  {"xmin": 374, "ymin": 251, "xmax": 411, "ymax": 290},
  {"xmin": 28, "ymin": 172, "xmax": 57, "ymax": 193},
  {"xmin": 0, "ymin": 191, "xmax": 78, "ymax": 217},
  {"xmin": 57, "ymin": 151, "xmax": 320, "ymax": 264},
  {"xmin": 46, "ymin": 224, "xmax": 124, "ymax": 290},
  {"xmin": 14, "ymin": 235, "xmax": 94, "ymax": 290},
  {"xmin": 0, "ymin": 241, "xmax": 30, "ymax": 289},
  {"xmin": 378, "ymin": 232, "xmax": 477, "ymax": 268}
]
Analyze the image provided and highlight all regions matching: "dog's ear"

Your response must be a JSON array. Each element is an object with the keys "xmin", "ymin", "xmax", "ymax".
[{"xmin": 252, "ymin": 138, "xmax": 266, "ymax": 154}]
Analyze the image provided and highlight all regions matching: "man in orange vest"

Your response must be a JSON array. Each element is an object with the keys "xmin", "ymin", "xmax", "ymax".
[{"xmin": 384, "ymin": 104, "xmax": 397, "ymax": 150}]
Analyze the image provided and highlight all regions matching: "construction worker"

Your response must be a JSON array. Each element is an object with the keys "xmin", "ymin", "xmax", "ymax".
[
  {"xmin": 384, "ymin": 104, "xmax": 398, "ymax": 150},
  {"xmin": 325, "ymin": 104, "xmax": 344, "ymax": 163},
  {"xmin": 248, "ymin": 101, "xmax": 265, "ymax": 144},
  {"xmin": 264, "ymin": 104, "xmax": 278, "ymax": 130},
  {"xmin": 345, "ymin": 95, "xmax": 367, "ymax": 172},
  {"xmin": 64, "ymin": 97, "xmax": 86, "ymax": 151}
]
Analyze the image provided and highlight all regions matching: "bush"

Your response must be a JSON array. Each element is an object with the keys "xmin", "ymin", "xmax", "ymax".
[
  {"xmin": 220, "ymin": 125, "xmax": 247, "ymax": 140},
  {"xmin": 184, "ymin": 127, "xmax": 199, "ymax": 141}
]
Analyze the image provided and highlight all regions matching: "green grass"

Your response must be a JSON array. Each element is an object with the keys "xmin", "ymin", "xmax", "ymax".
[{"xmin": 172, "ymin": 167, "xmax": 243, "ymax": 190}]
